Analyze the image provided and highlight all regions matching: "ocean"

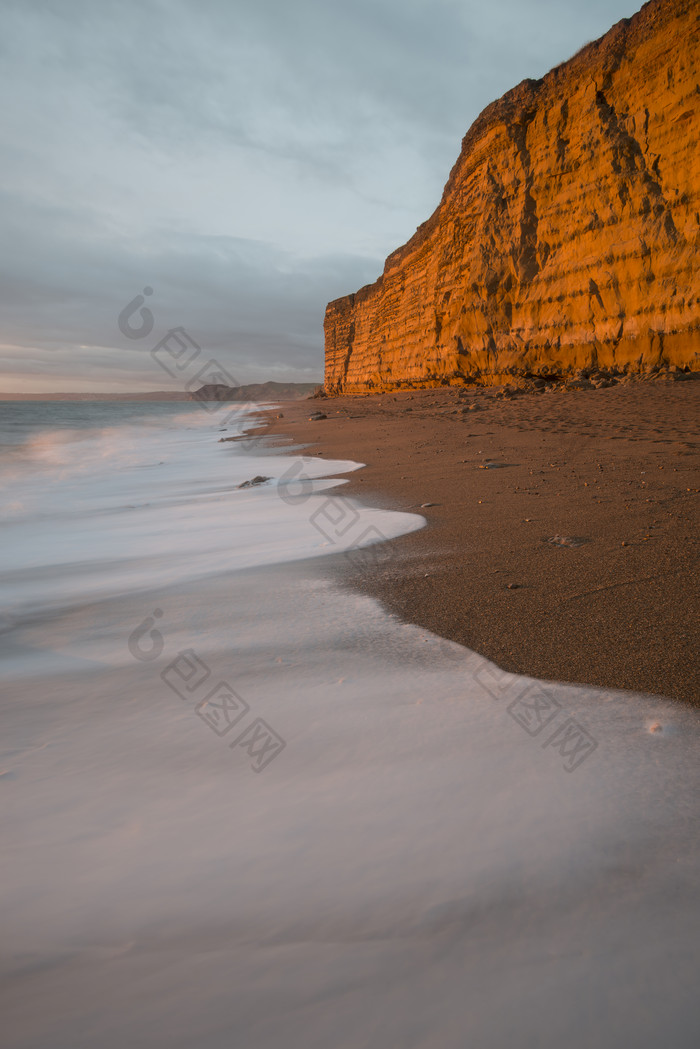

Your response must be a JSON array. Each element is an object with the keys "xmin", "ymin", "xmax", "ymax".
[{"xmin": 1, "ymin": 400, "xmax": 699, "ymax": 1048}]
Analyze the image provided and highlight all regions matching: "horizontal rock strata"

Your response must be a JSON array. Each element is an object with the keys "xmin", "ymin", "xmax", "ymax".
[{"xmin": 324, "ymin": 0, "xmax": 700, "ymax": 393}]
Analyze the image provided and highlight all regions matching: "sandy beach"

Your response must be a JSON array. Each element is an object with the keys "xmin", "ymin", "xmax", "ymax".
[{"xmin": 257, "ymin": 379, "xmax": 699, "ymax": 705}]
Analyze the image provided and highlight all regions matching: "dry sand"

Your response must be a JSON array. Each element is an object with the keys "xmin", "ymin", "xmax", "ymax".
[{"xmin": 252, "ymin": 380, "xmax": 699, "ymax": 705}]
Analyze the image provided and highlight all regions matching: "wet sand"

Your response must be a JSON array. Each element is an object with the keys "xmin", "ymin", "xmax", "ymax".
[{"xmin": 257, "ymin": 380, "xmax": 699, "ymax": 705}]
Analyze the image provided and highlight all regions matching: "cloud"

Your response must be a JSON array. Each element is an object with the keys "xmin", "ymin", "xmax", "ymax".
[{"xmin": 0, "ymin": 192, "xmax": 379, "ymax": 387}]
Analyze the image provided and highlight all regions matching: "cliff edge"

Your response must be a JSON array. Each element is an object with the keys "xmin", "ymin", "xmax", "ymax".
[{"xmin": 324, "ymin": 0, "xmax": 700, "ymax": 393}]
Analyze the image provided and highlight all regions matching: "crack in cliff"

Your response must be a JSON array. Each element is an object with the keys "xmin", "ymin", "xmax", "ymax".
[
  {"xmin": 595, "ymin": 88, "xmax": 678, "ymax": 239},
  {"xmin": 341, "ymin": 320, "xmax": 355, "ymax": 385},
  {"xmin": 505, "ymin": 109, "xmax": 540, "ymax": 284},
  {"xmin": 556, "ymin": 100, "xmax": 570, "ymax": 166}
]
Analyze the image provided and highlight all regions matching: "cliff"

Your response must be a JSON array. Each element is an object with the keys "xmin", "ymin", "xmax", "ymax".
[{"xmin": 324, "ymin": 0, "xmax": 700, "ymax": 393}]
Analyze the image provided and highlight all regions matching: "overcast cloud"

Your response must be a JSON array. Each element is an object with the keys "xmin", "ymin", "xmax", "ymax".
[{"xmin": 0, "ymin": 0, "xmax": 640, "ymax": 392}]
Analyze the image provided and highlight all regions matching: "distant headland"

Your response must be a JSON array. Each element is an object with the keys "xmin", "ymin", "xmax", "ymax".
[{"xmin": 1, "ymin": 381, "xmax": 319, "ymax": 402}]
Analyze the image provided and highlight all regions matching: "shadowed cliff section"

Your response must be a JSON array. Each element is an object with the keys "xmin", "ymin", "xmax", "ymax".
[{"xmin": 324, "ymin": 0, "xmax": 700, "ymax": 393}]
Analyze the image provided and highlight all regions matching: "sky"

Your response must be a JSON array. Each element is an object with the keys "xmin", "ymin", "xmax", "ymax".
[{"xmin": 0, "ymin": 0, "xmax": 641, "ymax": 393}]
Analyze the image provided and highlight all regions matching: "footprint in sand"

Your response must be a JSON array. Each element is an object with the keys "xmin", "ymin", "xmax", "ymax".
[{"xmin": 543, "ymin": 535, "xmax": 590, "ymax": 548}]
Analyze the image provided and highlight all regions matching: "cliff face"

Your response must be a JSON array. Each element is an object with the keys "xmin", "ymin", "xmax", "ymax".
[{"xmin": 324, "ymin": 0, "xmax": 700, "ymax": 393}]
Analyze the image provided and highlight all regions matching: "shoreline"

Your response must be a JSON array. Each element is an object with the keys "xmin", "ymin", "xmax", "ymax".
[
  {"xmin": 4, "ymin": 398, "xmax": 700, "ymax": 1047},
  {"xmin": 250, "ymin": 381, "xmax": 699, "ymax": 705}
]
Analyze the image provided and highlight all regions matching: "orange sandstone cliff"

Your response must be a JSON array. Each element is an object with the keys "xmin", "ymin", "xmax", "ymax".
[{"xmin": 324, "ymin": 0, "xmax": 700, "ymax": 393}]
